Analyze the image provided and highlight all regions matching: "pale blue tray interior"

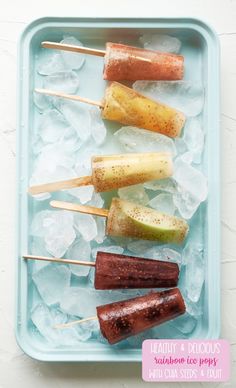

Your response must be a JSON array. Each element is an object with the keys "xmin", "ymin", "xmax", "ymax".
[{"xmin": 16, "ymin": 17, "xmax": 220, "ymax": 362}]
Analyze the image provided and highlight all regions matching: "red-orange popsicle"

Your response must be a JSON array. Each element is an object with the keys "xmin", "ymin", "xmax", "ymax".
[{"xmin": 103, "ymin": 42, "xmax": 184, "ymax": 81}]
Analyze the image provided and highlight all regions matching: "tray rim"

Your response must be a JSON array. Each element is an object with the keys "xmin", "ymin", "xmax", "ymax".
[{"xmin": 15, "ymin": 16, "xmax": 221, "ymax": 362}]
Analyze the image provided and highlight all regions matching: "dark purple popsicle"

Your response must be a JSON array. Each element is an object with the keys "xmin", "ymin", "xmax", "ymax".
[
  {"xmin": 96, "ymin": 288, "xmax": 186, "ymax": 344},
  {"xmin": 94, "ymin": 251, "xmax": 179, "ymax": 289}
]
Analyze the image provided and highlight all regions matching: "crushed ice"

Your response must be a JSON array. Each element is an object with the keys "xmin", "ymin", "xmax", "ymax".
[
  {"xmin": 140, "ymin": 34, "xmax": 181, "ymax": 53},
  {"xmin": 133, "ymin": 81, "xmax": 204, "ymax": 117}
]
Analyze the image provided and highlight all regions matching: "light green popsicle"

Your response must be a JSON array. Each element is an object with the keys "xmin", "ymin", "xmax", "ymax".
[{"xmin": 106, "ymin": 198, "xmax": 189, "ymax": 244}]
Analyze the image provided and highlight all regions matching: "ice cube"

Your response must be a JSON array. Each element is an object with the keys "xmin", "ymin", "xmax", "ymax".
[
  {"xmin": 171, "ymin": 313, "xmax": 197, "ymax": 335},
  {"xmin": 87, "ymin": 192, "xmax": 105, "ymax": 208},
  {"xmin": 148, "ymin": 193, "xmax": 176, "ymax": 215},
  {"xmin": 60, "ymin": 36, "xmax": 86, "ymax": 70},
  {"xmin": 140, "ymin": 34, "xmax": 181, "ymax": 53},
  {"xmin": 185, "ymin": 297, "xmax": 203, "ymax": 317},
  {"xmin": 45, "ymin": 211, "xmax": 76, "ymax": 257},
  {"xmin": 184, "ymin": 245, "xmax": 204, "ymax": 303},
  {"xmin": 31, "ymin": 210, "xmax": 76, "ymax": 257},
  {"xmin": 126, "ymin": 330, "xmax": 155, "ymax": 348},
  {"xmin": 60, "ymin": 287, "xmax": 142, "ymax": 317},
  {"xmin": 152, "ymin": 321, "xmax": 185, "ymax": 339},
  {"xmin": 33, "ymin": 91, "xmax": 52, "ymax": 112},
  {"xmin": 88, "ymin": 267, "xmax": 95, "ymax": 287},
  {"xmin": 56, "ymin": 99, "xmax": 91, "ymax": 142},
  {"xmin": 173, "ymin": 190, "xmax": 200, "ymax": 219},
  {"xmin": 68, "ymin": 185, "xmax": 94, "ymax": 204},
  {"xmin": 75, "ymin": 140, "xmax": 101, "ymax": 169},
  {"xmin": 173, "ymin": 156, "xmax": 208, "ymax": 219},
  {"xmin": 127, "ymin": 240, "xmax": 164, "ymax": 260},
  {"xmin": 64, "ymin": 318, "xmax": 94, "ymax": 342},
  {"xmin": 182, "ymin": 241, "xmax": 204, "ymax": 266},
  {"xmin": 31, "ymin": 303, "xmax": 66, "ymax": 343},
  {"xmin": 31, "ymin": 133, "xmax": 45, "ymax": 156},
  {"xmin": 143, "ymin": 247, "xmax": 164, "ymax": 260},
  {"xmin": 162, "ymin": 248, "xmax": 182, "ymax": 265},
  {"xmin": 89, "ymin": 106, "xmax": 107, "ymax": 145},
  {"xmin": 118, "ymin": 184, "xmax": 149, "ymax": 205},
  {"xmin": 109, "ymin": 235, "xmax": 131, "ymax": 249},
  {"xmin": 74, "ymin": 162, "xmax": 92, "ymax": 176},
  {"xmin": 37, "ymin": 109, "xmax": 70, "ymax": 143},
  {"xmin": 173, "ymin": 156, "xmax": 208, "ymax": 202},
  {"xmin": 91, "ymin": 245, "xmax": 124, "ymax": 259},
  {"xmin": 74, "ymin": 213, "xmax": 97, "ymax": 242},
  {"xmin": 31, "ymin": 303, "xmax": 90, "ymax": 345},
  {"xmin": 114, "ymin": 126, "xmax": 176, "ymax": 155},
  {"xmin": 174, "ymin": 137, "xmax": 188, "ymax": 155},
  {"xmin": 183, "ymin": 117, "xmax": 204, "ymax": 164},
  {"xmin": 127, "ymin": 240, "xmax": 156, "ymax": 255},
  {"xmin": 32, "ymin": 142, "xmax": 76, "ymax": 177},
  {"xmin": 133, "ymin": 81, "xmax": 204, "ymax": 117},
  {"xmin": 43, "ymin": 71, "xmax": 80, "ymax": 94},
  {"xmin": 66, "ymin": 238, "xmax": 92, "ymax": 277},
  {"xmin": 144, "ymin": 178, "xmax": 177, "ymax": 193},
  {"xmin": 30, "ymin": 237, "xmax": 51, "ymax": 272},
  {"xmin": 181, "ymin": 151, "xmax": 194, "ymax": 164},
  {"xmin": 30, "ymin": 210, "xmax": 52, "ymax": 238},
  {"xmin": 33, "ymin": 264, "xmax": 71, "ymax": 305},
  {"xmin": 72, "ymin": 318, "xmax": 100, "ymax": 342},
  {"xmin": 94, "ymin": 216, "xmax": 106, "ymax": 244},
  {"xmin": 30, "ymin": 166, "xmax": 76, "ymax": 203},
  {"xmin": 37, "ymin": 51, "xmax": 66, "ymax": 75}
]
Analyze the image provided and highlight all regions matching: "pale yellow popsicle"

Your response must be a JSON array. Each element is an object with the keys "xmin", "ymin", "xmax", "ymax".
[
  {"xmin": 102, "ymin": 82, "xmax": 185, "ymax": 138},
  {"xmin": 29, "ymin": 152, "xmax": 173, "ymax": 195},
  {"xmin": 92, "ymin": 152, "xmax": 172, "ymax": 192}
]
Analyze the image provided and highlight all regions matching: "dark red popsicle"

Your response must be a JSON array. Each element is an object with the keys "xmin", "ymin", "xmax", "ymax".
[
  {"xmin": 96, "ymin": 288, "xmax": 185, "ymax": 344},
  {"xmin": 94, "ymin": 251, "xmax": 179, "ymax": 289}
]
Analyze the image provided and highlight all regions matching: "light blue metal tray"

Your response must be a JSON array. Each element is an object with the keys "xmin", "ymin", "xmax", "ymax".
[{"xmin": 16, "ymin": 17, "xmax": 220, "ymax": 362}]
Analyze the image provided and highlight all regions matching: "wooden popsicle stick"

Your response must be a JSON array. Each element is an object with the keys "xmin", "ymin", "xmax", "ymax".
[
  {"xmin": 28, "ymin": 176, "xmax": 92, "ymax": 195},
  {"xmin": 35, "ymin": 88, "xmax": 104, "ymax": 108},
  {"xmin": 23, "ymin": 254, "xmax": 96, "ymax": 267},
  {"xmin": 41, "ymin": 41, "xmax": 151, "ymax": 62},
  {"xmin": 50, "ymin": 200, "xmax": 109, "ymax": 218},
  {"xmin": 54, "ymin": 316, "xmax": 98, "ymax": 329},
  {"xmin": 42, "ymin": 41, "xmax": 106, "ymax": 57}
]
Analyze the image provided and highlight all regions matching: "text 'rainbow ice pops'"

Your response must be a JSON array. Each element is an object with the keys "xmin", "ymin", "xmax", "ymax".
[
  {"xmin": 51, "ymin": 198, "xmax": 189, "ymax": 244},
  {"xmin": 35, "ymin": 82, "xmax": 186, "ymax": 138},
  {"xmin": 29, "ymin": 152, "xmax": 173, "ymax": 195},
  {"xmin": 103, "ymin": 42, "xmax": 184, "ymax": 81},
  {"xmin": 42, "ymin": 41, "xmax": 184, "ymax": 81},
  {"xmin": 97, "ymin": 288, "xmax": 186, "ymax": 344},
  {"xmin": 102, "ymin": 82, "xmax": 185, "ymax": 137}
]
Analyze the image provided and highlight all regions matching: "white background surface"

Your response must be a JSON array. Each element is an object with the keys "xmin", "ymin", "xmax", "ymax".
[{"xmin": 0, "ymin": 0, "xmax": 235, "ymax": 386}]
